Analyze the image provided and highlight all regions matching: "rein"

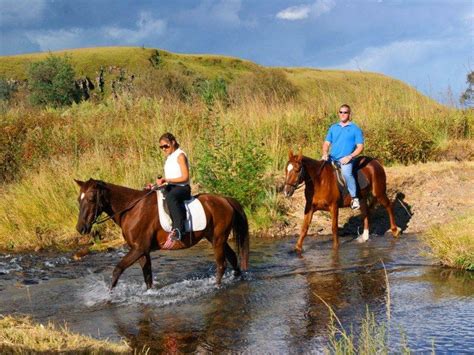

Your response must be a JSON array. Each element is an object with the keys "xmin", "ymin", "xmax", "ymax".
[{"xmin": 91, "ymin": 185, "xmax": 161, "ymax": 226}]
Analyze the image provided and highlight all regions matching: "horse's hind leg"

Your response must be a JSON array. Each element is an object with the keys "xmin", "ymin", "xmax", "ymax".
[
  {"xmin": 213, "ymin": 235, "xmax": 227, "ymax": 286},
  {"xmin": 375, "ymin": 192, "xmax": 400, "ymax": 237},
  {"xmin": 111, "ymin": 248, "xmax": 143, "ymax": 289},
  {"xmin": 224, "ymin": 242, "xmax": 241, "ymax": 277},
  {"xmin": 138, "ymin": 253, "xmax": 153, "ymax": 289}
]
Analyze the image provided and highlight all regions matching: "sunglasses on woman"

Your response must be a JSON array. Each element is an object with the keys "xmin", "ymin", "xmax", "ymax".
[{"xmin": 159, "ymin": 144, "xmax": 170, "ymax": 150}]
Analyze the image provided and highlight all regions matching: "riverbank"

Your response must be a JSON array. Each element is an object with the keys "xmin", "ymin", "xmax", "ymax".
[{"xmin": 0, "ymin": 315, "xmax": 131, "ymax": 353}]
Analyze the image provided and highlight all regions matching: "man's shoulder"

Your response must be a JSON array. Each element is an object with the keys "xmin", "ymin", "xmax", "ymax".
[
  {"xmin": 350, "ymin": 122, "xmax": 363, "ymax": 131},
  {"xmin": 328, "ymin": 123, "xmax": 340, "ymax": 130}
]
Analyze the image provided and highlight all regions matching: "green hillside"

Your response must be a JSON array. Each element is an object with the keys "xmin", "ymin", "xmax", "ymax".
[{"xmin": 0, "ymin": 46, "xmax": 436, "ymax": 104}]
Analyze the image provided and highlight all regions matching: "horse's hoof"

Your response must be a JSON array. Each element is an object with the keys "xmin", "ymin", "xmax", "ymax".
[
  {"xmin": 294, "ymin": 247, "xmax": 303, "ymax": 258},
  {"xmin": 233, "ymin": 269, "xmax": 242, "ymax": 277},
  {"xmin": 386, "ymin": 227, "xmax": 401, "ymax": 238}
]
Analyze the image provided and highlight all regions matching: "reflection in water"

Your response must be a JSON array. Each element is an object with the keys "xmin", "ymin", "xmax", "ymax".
[{"xmin": 0, "ymin": 235, "xmax": 472, "ymax": 353}]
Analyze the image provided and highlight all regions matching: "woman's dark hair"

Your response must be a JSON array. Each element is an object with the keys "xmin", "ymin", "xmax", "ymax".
[{"xmin": 159, "ymin": 132, "xmax": 180, "ymax": 148}]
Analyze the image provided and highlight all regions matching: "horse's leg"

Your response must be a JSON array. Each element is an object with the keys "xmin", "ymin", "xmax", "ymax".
[
  {"xmin": 329, "ymin": 204, "xmax": 339, "ymax": 249},
  {"xmin": 224, "ymin": 242, "xmax": 241, "ymax": 277},
  {"xmin": 213, "ymin": 235, "xmax": 227, "ymax": 286},
  {"xmin": 295, "ymin": 204, "xmax": 314, "ymax": 256},
  {"xmin": 138, "ymin": 253, "xmax": 153, "ymax": 290},
  {"xmin": 376, "ymin": 193, "xmax": 400, "ymax": 237},
  {"xmin": 111, "ymin": 248, "xmax": 144, "ymax": 289},
  {"xmin": 355, "ymin": 198, "xmax": 370, "ymax": 243}
]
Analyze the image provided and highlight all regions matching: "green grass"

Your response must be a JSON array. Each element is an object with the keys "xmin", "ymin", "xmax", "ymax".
[{"xmin": 423, "ymin": 212, "xmax": 474, "ymax": 270}]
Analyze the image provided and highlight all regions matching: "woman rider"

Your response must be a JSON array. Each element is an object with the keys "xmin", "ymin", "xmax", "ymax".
[{"xmin": 149, "ymin": 133, "xmax": 191, "ymax": 241}]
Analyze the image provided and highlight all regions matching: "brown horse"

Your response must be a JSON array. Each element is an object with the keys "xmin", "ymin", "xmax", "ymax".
[
  {"xmin": 283, "ymin": 150, "xmax": 400, "ymax": 255},
  {"xmin": 74, "ymin": 179, "xmax": 249, "ymax": 289}
]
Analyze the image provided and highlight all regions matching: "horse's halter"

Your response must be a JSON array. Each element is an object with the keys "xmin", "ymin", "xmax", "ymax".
[
  {"xmin": 285, "ymin": 164, "xmax": 305, "ymax": 190},
  {"xmin": 90, "ymin": 189, "xmax": 104, "ymax": 226}
]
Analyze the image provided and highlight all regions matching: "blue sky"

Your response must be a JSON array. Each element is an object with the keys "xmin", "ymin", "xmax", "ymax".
[{"xmin": 1, "ymin": 0, "xmax": 472, "ymax": 104}]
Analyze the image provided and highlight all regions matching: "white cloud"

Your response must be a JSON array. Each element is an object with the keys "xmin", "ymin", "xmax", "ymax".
[
  {"xmin": 104, "ymin": 12, "xmax": 166, "ymax": 44},
  {"xmin": 0, "ymin": 0, "xmax": 46, "ymax": 27},
  {"xmin": 178, "ymin": 0, "xmax": 249, "ymax": 28},
  {"xmin": 26, "ymin": 28, "xmax": 85, "ymax": 52},
  {"xmin": 25, "ymin": 12, "xmax": 167, "ymax": 51},
  {"xmin": 331, "ymin": 39, "xmax": 443, "ymax": 72},
  {"xmin": 276, "ymin": 0, "xmax": 335, "ymax": 21}
]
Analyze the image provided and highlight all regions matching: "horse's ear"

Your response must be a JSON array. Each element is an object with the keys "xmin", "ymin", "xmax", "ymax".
[
  {"xmin": 297, "ymin": 148, "xmax": 303, "ymax": 162},
  {"xmin": 288, "ymin": 149, "xmax": 294, "ymax": 160},
  {"xmin": 74, "ymin": 179, "xmax": 84, "ymax": 187}
]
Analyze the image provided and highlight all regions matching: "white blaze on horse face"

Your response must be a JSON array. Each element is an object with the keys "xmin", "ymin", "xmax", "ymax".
[
  {"xmin": 287, "ymin": 164, "xmax": 294, "ymax": 173},
  {"xmin": 80, "ymin": 192, "xmax": 85, "ymax": 201}
]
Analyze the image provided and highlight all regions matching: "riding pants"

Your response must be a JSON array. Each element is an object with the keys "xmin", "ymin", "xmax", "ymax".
[{"xmin": 164, "ymin": 184, "xmax": 191, "ymax": 234}]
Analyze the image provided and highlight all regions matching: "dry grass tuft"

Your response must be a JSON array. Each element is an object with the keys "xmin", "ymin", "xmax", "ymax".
[
  {"xmin": 0, "ymin": 315, "xmax": 131, "ymax": 354},
  {"xmin": 423, "ymin": 212, "xmax": 474, "ymax": 270}
]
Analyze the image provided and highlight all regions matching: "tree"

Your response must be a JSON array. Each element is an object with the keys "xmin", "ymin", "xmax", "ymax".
[
  {"xmin": 460, "ymin": 71, "xmax": 474, "ymax": 107},
  {"xmin": 28, "ymin": 55, "xmax": 80, "ymax": 107}
]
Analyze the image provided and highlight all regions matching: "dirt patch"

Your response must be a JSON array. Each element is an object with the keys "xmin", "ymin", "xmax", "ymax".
[{"xmin": 281, "ymin": 161, "xmax": 474, "ymax": 237}]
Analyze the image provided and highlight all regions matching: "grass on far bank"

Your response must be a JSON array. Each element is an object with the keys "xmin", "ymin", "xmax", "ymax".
[
  {"xmin": 422, "ymin": 212, "xmax": 474, "ymax": 271},
  {"xmin": 0, "ymin": 315, "xmax": 133, "ymax": 354}
]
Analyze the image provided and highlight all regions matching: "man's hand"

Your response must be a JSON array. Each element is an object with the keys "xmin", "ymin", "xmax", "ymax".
[
  {"xmin": 322, "ymin": 153, "xmax": 329, "ymax": 161},
  {"xmin": 340, "ymin": 155, "xmax": 352, "ymax": 165}
]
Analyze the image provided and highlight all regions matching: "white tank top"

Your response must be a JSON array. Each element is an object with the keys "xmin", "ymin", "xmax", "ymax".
[{"xmin": 164, "ymin": 148, "xmax": 190, "ymax": 186}]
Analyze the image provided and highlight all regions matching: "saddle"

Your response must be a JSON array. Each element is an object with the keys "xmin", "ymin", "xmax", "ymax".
[
  {"xmin": 330, "ymin": 157, "xmax": 370, "ymax": 199},
  {"xmin": 156, "ymin": 190, "xmax": 207, "ymax": 233}
]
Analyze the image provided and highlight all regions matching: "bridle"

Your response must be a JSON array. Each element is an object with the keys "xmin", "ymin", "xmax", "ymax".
[
  {"xmin": 284, "ymin": 160, "xmax": 327, "ymax": 190},
  {"xmin": 88, "ymin": 185, "xmax": 159, "ymax": 226},
  {"xmin": 285, "ymin": 165, "xmax": 305, "ymax": 190}
]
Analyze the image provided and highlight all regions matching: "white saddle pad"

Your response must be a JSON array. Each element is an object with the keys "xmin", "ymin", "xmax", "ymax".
[{"xmin": 156, "ymin": 190, "xmax": 207, "ymax": 232}]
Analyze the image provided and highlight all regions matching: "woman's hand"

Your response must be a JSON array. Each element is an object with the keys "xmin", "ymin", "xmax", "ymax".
[{"xmin": 156, "ymin": 177, "xmax": 166, "ymax": 186}]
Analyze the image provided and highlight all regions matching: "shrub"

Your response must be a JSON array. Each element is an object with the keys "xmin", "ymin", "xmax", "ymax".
[
  {"xmin": 194, "ymin": 77, "xmax": 229, "ymax": 107},
  {"xmin": 0, "ymin": 77, "xmax": 17, "ymax": 101},
  {"xmin": 134, "ymin": 68, "xmax": 194, "ymax": 101},
  {"xmin": 228, "ymin": 68, "xmax": 298, "ymax": 104},
  {"xmin": 194, "ymin": 121, "xmax": 268, "ymax": 210},
  {"xmin": 27, "ymin": 55, "xmax": 80, "ymax": 107}
]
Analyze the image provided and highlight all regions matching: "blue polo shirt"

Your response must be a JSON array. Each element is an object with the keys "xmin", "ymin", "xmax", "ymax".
[{"xmin": 325, "ymin": 122, "xmax": 364, "ymax": 161}]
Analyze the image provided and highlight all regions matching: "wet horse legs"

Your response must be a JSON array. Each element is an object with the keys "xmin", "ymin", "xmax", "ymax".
[
  {"xmin": 139, "ymin": 253, "xmax": 153, "ymax": 289},
  {"xmin": 111, "ymin": 248, "xmax": 144, "ymax": 290},
  {"xmin": 224, "ymin": 242, "xmax": 241, "ymax": 277},
  {"xmin": 295, "ymin": 204, "xmax": 314, "ymax": 256}
]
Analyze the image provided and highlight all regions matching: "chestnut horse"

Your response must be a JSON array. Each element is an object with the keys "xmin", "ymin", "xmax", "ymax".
[
  {"xmin": 283, "ymin": 151, "xmax": 400, "ymax": 255},
  {"xmin": 74, "ymin": 179, "xmax": 249, "ymax": 289}
]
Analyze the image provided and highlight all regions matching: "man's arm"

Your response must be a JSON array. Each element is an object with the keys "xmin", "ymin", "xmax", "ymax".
[
  {"xmin": 340, "ymin": 143, "xmax": 364, "ymax": 164},
  {"xmin": 322, "ymin": 141, "xmax": 331, "ymax": 161}
]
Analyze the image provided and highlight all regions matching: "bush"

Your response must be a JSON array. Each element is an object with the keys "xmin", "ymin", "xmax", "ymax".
[
  {"xmin": 194, "ymin": 121, "xmax": 268, "ymax": 210},
  {"xmin": 0, "ymin": 77, "xmax": 17, "ymax": 101},
  {"xmin": 194, "ymin": 77, "xmax": 229, "ymax": 107},
  {"xmin": 134, "ymin": 68, "xmax": 194, "ymax": 101},
  {"xmin": 27, "ymin": 55, "xmax": 80, "ymax": 107},
  {"xmin": 228, "ymin": 68, "xmax": 298, "ymax": 104}
]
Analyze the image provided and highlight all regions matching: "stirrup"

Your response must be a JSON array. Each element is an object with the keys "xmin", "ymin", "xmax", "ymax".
[
  {"xmin": 169, "ymin": 229, "xmax": 182, "ymax": 241},
  {"xmin": 351, "ymin": 198, "xmax": 360, "ymax": 210}
]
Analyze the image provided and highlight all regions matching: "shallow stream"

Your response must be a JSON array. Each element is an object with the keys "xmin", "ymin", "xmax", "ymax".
[{"xmin": 1, "ymin": 234, "xmax": 472, "ymax": 353}]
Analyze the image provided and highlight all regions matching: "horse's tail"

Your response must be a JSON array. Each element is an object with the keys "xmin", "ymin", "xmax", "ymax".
[{"xmin": 226, "ymin": 197, "xmax": 250, "ymax": 271}]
